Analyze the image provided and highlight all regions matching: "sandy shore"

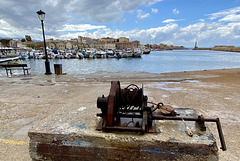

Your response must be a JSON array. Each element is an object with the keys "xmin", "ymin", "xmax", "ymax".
[{"xmin": 0, "ymin": 68, "xmax": 239, "ymax": 160}]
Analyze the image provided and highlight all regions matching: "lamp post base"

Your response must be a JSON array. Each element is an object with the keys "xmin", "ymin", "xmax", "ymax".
[{"xmin": 45, "ymin": 60, "xmax": 52, "ymax": 75}]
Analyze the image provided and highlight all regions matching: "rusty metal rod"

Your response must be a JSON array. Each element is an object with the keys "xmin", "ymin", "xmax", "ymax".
[
  {"xmin": 105, "ymin": 126, "xmax": 143, "ymax": 132},
  {"xmin": 152, "ymin": 115, "xmax": 226, "ymax": 151},
  {"xmin": 216, "ymin": 118, "xmax": 227, "ymax": 151},
  {"xmin": 152, "ymin": 115, "xmax": 217, "ymax": 122}
]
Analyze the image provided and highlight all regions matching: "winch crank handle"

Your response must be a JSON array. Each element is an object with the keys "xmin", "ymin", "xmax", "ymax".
[
  {"xmin": 186, "ymin": 128, "xmax": 193, "ymax": 137},
  {"xmin": 216, "ymin": 118, "xmax": 227, "ymax": 151},
  {"xmin": 182, "ymin": 118, "xmax": 193, "ymax": 137}
]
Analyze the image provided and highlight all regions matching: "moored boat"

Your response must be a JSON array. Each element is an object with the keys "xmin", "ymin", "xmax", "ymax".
[
  {"xmin": 0, "ymin": 56, "xmax": 19, "ymax": 64},
  {"xmin": 83, "ymin": 48, "xmax": 96, "ymax": 58},
  {"xmin": 143, "ymin": 48, "xmax": 151, "ymax": 54},
  {"xmin": 132, "ymin": 48, "xmax": 142, "ymax": 57},
  {"xmin": 76, "ymin": 51, "xmax": 84, "ymax": 59},
  {"xmin": 115, "ymin": 50, "xmax": 123, "ymax": 58},
  {"xmin": 95, "ymin": 50, "xmax": 106, "ymax": 58},
  {"xmin": 106, "ymin": 49, "xmax": 114, "ymax": 58},
  {"xmin": 122, "ymin": 48, "xmax": 133, "ymax": 58}
]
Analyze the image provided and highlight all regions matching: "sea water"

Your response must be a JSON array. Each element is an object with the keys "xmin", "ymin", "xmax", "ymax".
[{"xmin": 1, "ymin": 50, "xmax": 240, "ymax": 74}]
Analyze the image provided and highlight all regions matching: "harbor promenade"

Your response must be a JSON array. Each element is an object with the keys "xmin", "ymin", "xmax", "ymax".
[{"xmin": 0, "ymin": 69, "xmax": 239, "ymax": 160}]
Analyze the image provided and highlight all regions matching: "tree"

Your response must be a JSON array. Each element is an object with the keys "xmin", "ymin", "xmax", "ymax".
[
  {"xmin": 26, "ymin": 44, "xmax": 36, "ymax": 48},
  {"xmin": 21, "ymin": 38, "xmax": 26, "ymax": 42},
  {"xmin": 0, "ymin": 39, "xmax": 10, "ymax": 47},
  {"xmin": 25, "ymin": 35, "xmax": 32, "ymax": 41}
]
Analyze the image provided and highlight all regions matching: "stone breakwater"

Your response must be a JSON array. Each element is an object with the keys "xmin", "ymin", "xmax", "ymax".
[{"xmin": 194, "ymin": 45, "xmax": 240, "ymax": 52}]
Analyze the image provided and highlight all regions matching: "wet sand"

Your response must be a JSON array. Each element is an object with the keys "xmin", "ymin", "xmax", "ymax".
[{"xmin": 0, "ymin": 68, "xmax": 239, "ymax": 160}]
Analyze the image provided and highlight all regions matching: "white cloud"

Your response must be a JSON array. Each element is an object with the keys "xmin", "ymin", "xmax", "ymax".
[
  {"xmin": 0, "ymin": 0, "xmax": 162, "ymax": 36},
  {"xmin": 162, "ymin": 19, "xmax": 183, "ymax": 23},
  {"xmin": 143, "ymin": 0, "xmax": 163, "ymax": 6},
  {"xmin": 151, "ymin": 8, "xmax": 158, "ymax": 13},
  {"xmin": 46, "ymin": 0, "xmax": 59, "ymax": 7},
  {"xmin": 0, "ymin": 0, "xmax": 165, "ymax": 41},
  {"xmin": 173, "ymin": 22, "xmax": 240, "ymax": 46},
  {"xmin": 1, "ymin": 1, "xmax": 240, "ymax": 48},
  {"xmin": 219, "ymin": 14, "xmax": 240, "ymax": 22},
  {"xmin": 2, "ymin": 15, "xmax": 240, "ymax": 47},
  {"xmin": 173, "ymin": 8, "xmax": 180, "ymax": 15},
  {"xmin": 162, "ymin": 19, "xmax": 176, "ymax": 23},
  {"xmin": 197, "ymin": 19, "xmax": 205, "ymax": 22},
  {"xmin": 58, "ymin": 24, "xmax": 106, "ymax": 32},
  {"xmin": 69, "ymin": 0, "xmax": 161, "ymax": 23},
  {"xmin": 137, "ymin": 9, "xmax": 150, "ymax": 19},
  {"xmin": 0, "ymin": 19, "xmax": 27, "ymax": 38},
  {"xmin": 207, "ymin": 6, "xmax": 240, "ymax": 20}
]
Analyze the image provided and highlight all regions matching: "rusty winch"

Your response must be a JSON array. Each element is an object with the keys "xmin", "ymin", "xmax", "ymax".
[{"xmin": 96, "ymin": 81, "xmax": 226, "ymax": 151}]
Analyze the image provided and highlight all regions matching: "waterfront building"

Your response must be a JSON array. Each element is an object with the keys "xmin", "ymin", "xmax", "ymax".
[
  {"xmin": 66, "ymin": 41, "xmax": 73, "ymax": 49},
  {"xmin": 88, "ymin": 41, "xmax": 96, "ymax": 48},
  {"xmin": 0, "ymin": 39, "xmax": 11, "ymax": 47},
  {"xmin": 9, "ymin": 39, "xmax": 22, "ymax": 48},
  {"xmin": 46, "ymin": 38, "xmax": 54, "ymax": 42},
  {"xmin": 56, "ymin": 42, "xmax": 66, "ymax": 50},
  {"xmin": 115, "ymin": 40, "xmax": 140, "ymax": 49},
  {"xmin": 101, "ymin": 37, "xmax": 116, "ymax": 43},
  {"xmin": 94, "ymin": 41, "xmax": 105, "ymax": 49},
  {"xmin": 105, "ymin": 43, "xmax": 116, "ymax": 50},
  {"xmin": 87, "ymin": 40, "xmax": 116, "ymax": 50},
  {"xmin": 118, "ymin": 37, "xmax": 129, "ymax": 42},
  {"xmin": 48, "ymin": 42, "xmax": 56, "ymax": 49},
  {"xmin": 72, "ymin": 41, "xmax": 78, "ymax": 50},
  {"xmin": 22, "ymin": 41, "xmax": 37, "ymax": 48},
  {"xmin": 78, "ymin": 43, "xmax": 85, "ymax": 49},
  {"xmin": 78, "ymin": 36, "xmax": 92, "ymax": 44},
  {"xmin": 1, "ymin": 36, "xmax": 142, "ymax": 51}
]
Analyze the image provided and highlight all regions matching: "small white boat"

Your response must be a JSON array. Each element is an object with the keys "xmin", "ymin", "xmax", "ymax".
[
  {"xmin": 35, "ymin": 52, "xmax": 44, "ymax": 59},
  {"xmin": 76, "ymin": 51, "xmax": 84, "ymax": 59},
  {"xmin": 132, "ymin": 48, "xmax": 142, "ymax": 57},
  {"xmin": 95, "ymin": 50, "xmax": 106, "ymax": 58},
  {"xmin": 0, "ymin": 56, "xmax": 19, "ymax": 64},
  {"xmin": 65, "ymin": 51, "xmax": 72, "ymax": 59},
  {"xmin": 106, "ymin": 49, "xmax": 114, "ymax": 58},
  {"xmin": 143, "ymin": 48, "xmax": 151, "ymax": 54},
  {"xmin": 115, "ymin": 50, "xmax": 123, "ymax": 58},
  {"xmin": 83, "ymin": 48, "xmax": 96, "ymax": 58},
  {"xmin": 122, "ymin": 48, "xmax": 133, "ymax": 58}
]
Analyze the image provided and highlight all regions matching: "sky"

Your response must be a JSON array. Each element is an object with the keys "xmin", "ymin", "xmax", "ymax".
[{"xmin": 1, "ymin": 0, "xmax": 240, "ymax": 47}]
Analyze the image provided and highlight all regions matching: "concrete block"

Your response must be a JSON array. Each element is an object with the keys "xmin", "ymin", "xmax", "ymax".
[{"xmin": 28, "ymin": 106, "xmax": 218, "ymax": 161}]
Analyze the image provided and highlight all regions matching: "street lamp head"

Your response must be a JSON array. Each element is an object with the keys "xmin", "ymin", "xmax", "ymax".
[{"xmin": 36, "ymin": 10, "xmax": 45, "ymax": 21}]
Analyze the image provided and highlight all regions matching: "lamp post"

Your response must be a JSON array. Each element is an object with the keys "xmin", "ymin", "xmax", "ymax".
[{"xmin": 36, "ymin": 10, "xmax": 52, "ymax": 75}]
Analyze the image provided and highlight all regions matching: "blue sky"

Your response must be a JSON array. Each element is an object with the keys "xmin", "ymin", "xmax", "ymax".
[{"xmin": 1, "ymin": 0, "xmax": 240, "ymax": 47}]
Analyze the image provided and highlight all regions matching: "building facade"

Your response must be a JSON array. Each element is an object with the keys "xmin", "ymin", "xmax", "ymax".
[
  {"xmin": 115, "ymin": 40, "xmax": 140, "ymax": 49},
  {"xmin": 101, "ymin": 37, "xmax": 116, "ymax": 43},
  {"xmin": 1, "ymin": 36, "xmax": 141, "ymax": 51},
  {"xmin": 48, "ymin": 42, "xmax": 56, "ymax": 49},
  {"xmin": 118, "ymin": 37, "xmax": 129, "ymax": 42}
]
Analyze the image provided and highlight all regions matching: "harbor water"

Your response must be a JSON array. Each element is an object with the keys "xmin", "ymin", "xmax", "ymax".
[{"xmin": 1, "ymin": 50, "xmax": 240, "ymax": 74}]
